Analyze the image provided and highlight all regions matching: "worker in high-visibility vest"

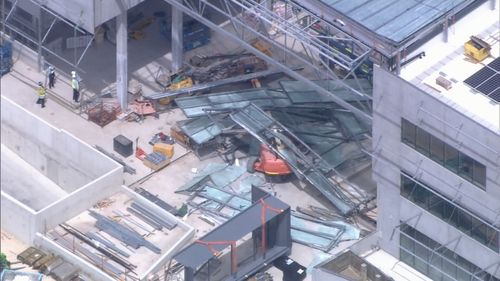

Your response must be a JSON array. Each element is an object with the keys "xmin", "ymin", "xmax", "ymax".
[
  {"xmin": 36, "ymin": 81, "xmax": 46, "ymax": 108},
  {"xmin": 71, "ymin": 71, "xmax": 80, "ymax": 102}
]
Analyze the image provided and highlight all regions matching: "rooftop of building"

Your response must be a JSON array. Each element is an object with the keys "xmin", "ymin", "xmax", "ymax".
[
  {"xmin": 318, "ymin": 0, "xmax": 477, "ymax": 46},
  {"xmin": 399, "ymin": 1, "xmax": 500, "ymax": 132}
]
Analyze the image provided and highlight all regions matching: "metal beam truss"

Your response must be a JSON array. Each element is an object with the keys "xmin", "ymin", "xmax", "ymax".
[
  {"xmin": 1, "ymin": 0, "xmax": 93, "ymax": 73},
  {"xmin": 161, "ymin": 0, "xmax": 373, "ymax": 122}
]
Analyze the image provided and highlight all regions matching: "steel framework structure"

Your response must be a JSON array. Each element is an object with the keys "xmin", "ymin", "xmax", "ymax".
[
  {"xmin": 161, "ymin": 0, "xmax": 373, "ymax": 122},
  {"xmin": 1, "ymin": 0, "xmax": 93, "ymax": 73}
]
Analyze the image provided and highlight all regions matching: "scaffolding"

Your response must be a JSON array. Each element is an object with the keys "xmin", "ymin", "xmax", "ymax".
[{"xmin": 162, "ymin": 0, "xmax": 373, "ymax": 122}]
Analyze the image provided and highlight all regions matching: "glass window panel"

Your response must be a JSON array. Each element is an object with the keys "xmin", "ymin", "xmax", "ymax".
[
  {"xmin": 471, "ymin": 220, "xmax": 488, "ymax": 245},
  {"xmin": 473, "ymin": 161, "xmax": 486, "ymax": 188},
  {"xmin": 439, "ymin": 250, "xmax": 458, "ymax": 280},
  {"xmin": 400, "ymin": 121, "xmax": 487, "ymax": 189},
  {"xmin": 414, "ymin": 243, "xmax": 429, "ymax": 274},
  {"xmin": 401, "ymin": 173, "xmax": 499, "ymax": 252},
  {"xmin": 412, "ymin": 187, "xmax": 429, "ymax": 208},
  {"xmin": 401, "ymin": 175, "xmax": 413, "ymax": 198},
  {"xmin": 486, "ymin": 228, "xmax": 499, "ymax": 251},
  {"xmin": 428, "ymin": 194, "xmax": 444, "ymax": 219},
  {"xmin": 402, "ymin": 119, "xmax": 416, "ymax": 146},
  {"xmin": 456, "ymin": 265, "xmax": 471, "ymax": 281},
  {"xmin": 445, "ymin": 145, "xmax": 459, "ymax": 172},
  {"xmin": 451, "ymin": 209, "xmax": 472, "ymax": 234},
  {"xmin": 416, "ymin": 127, "xmax": 430, "ymax": 155},
  {"xmin": 430, "ymin": 135, "xmax": 445, "ymax": 164},
  {"xmin": 428, "ymin": 255, "xmax": 443, "ymax": 281},
  {"xmin": 399, "ymin": 224, "xmax": 500, "ymax": 281},
  {"xmin": 459, "ymin": 153, "xmax": 474, "ymax": 180}
]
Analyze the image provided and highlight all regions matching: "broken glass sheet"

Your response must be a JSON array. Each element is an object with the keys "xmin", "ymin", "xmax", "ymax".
[
  {"xmin": 176, "ymin": 89, "xmax": 292, "ymax": 118},
  {"xmin": 200, "ymin": 187, "xmax": 233, "ymax": 202},
  {"xmin": 179, "ymin": 116, "xmax": 235, "ymax": 145},
  {"xmin": 237, "ymin": 175, "xmax": 265, "ymax": 196},
  {"xmin": 333, "ymin": 110, "xmax": 368, "ymax": 137},
  {"xmin": 291, "ymin": 229, "xmax": 337, "ymax": 251},
  {"xmin": 176, "ymin": 163, "xmax": 228, "ymax": 192},
  {"xmin": 227, "ymin": 196, "xmax": 251, "ymax": 210},
  {"xmin": 291, "ymin": 216, "xmax": 344, "ymax": 238},
  {"xmin": 210, "ymin": 164, "xmax": 246, "ymax": 188},
  {"xmin": 280, "ymin": 79, "xmax": 372, "ymax": 104},
  {"xmin": 335, "ymin": 221, "xmax": 361, "ymax": 241}
]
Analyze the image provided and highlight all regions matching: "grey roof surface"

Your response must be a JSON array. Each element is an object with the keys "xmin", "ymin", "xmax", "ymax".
[{"xmin": 320, "ymin": 0, "xmax": 470, "ymax": 44}]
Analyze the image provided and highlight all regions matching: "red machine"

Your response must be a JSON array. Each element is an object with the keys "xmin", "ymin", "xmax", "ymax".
[{"xmin": 247, "ymin": 144, "xmax": 292, "ymax": 176}]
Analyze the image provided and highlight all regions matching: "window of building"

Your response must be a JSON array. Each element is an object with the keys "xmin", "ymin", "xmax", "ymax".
[
  {"xmin": 416, "ymin": 128, "xmax": 431, "ymax": 155},
  {"xmin": 430, "ymin": 136, "xmax": 445, "ymax": 163},
  {"xmin": 401, "ymin": 119, "xmax": 486, "ymax": 189},
  {"xmin": 401, "ymin": 173, "xmax": 499, "ymax": 252},
  {"xmin": 444, "ymin": 145, "xmax": 459, "ymax": 172},
  {"xmin": 400, "ymin": 223, "xmax": 500, "ymax": 281},
  {"xmin": 402, "ymin": 119, "xmax": 417, "ymax": 146}
]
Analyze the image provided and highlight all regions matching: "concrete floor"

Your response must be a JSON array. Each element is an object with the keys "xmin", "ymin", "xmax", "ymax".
[
  {"xmin": 56, "ymin": 191, "xmax": 189, "ymax": 279},
  {"xmin": 1, "ymin": 144, "xmax": 67, "ymax": 211}
]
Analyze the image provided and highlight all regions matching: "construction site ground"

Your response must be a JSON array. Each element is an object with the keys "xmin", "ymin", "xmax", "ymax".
[{"xmin": 1, "ymin": 4, "xmax": 376, "ymax": 278}]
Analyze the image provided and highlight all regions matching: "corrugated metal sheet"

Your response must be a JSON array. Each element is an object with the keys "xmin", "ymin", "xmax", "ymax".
[{"xmin": 320, "ymin": 0, "xmax": 470, "ymax": 44}]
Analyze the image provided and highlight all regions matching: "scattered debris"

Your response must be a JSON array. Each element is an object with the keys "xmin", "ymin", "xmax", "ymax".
[{"xmin": 93, "ymin": 198, "xmax": 115, "ymax": 209}]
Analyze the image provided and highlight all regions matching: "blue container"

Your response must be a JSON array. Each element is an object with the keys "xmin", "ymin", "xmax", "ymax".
[
  {"xmin": 0, "ymin": 41, "xmax": 13, "ymax": 76},
  {"xmin": 0, "ymin": 41, "xmax": 12, "ymax": 57}
]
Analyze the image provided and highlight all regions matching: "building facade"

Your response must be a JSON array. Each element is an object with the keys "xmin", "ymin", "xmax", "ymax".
[{"xmin": 372, "ymin": 66, "xmax": 500, "ymax": 281}]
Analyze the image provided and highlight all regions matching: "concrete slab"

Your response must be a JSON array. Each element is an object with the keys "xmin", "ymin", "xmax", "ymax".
[{"xmin": 42, "ymin": 187, "xmax": 194, "ymax": 281}]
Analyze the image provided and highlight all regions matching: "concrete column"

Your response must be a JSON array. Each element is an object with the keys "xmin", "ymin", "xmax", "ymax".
[
  {"xmin": 116, "ymin": 11, "xmax": 128, "ymax": 112},
  {"xmin": 395, "ymin": 51, "xmax": 401, "ymax": 74},
  {"xmin": 443, "ymin": 18, "xmax": 449, "ymax": 43},
  {"xmin": 171, "ymin": 0, "xmax": 183, "ymax": 72}
]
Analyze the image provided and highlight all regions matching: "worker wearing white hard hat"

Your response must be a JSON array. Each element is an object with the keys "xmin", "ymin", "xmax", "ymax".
[
  {"xmin": 71, "ymin": 71, "xmax": 80, "ymax": 102},
  {"xmin": 48, "ymin": 66, "xmax": 56, "ymax": 89}
]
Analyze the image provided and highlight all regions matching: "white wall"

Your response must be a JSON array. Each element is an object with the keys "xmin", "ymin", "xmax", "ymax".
[
  {"xmin": 1, "ymin": 96, "xmax": 119, "ymax": 193},
  {"xmin": 45, "ymin": 0, "xmax": 94, "ymax": 33},
  {"xmin": 36, "ymin": 167, "xmax": 122, "ymax": 236},
  {"xmin": 0, "ymin": 192, "xmax": 37, "ymax": 243},
  {"xmin": 372, "ymin": 66, "xmax": 500, "ymax": 278},
  {"xmin": 0, "ymin": 95, "xmax": 123, "ymax": 244}
]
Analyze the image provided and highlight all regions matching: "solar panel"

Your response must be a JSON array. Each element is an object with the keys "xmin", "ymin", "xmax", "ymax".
[
  {"xmin": 489, "ymin": 88, "xmax": 500, "ymax": 103},
  {"xmin": 489, "ymin": 57, "xmax": 500, "ymax": 71},
  {"xmin": 464, "ymin": 57, "xmax": 500, "ymax": 102}
]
